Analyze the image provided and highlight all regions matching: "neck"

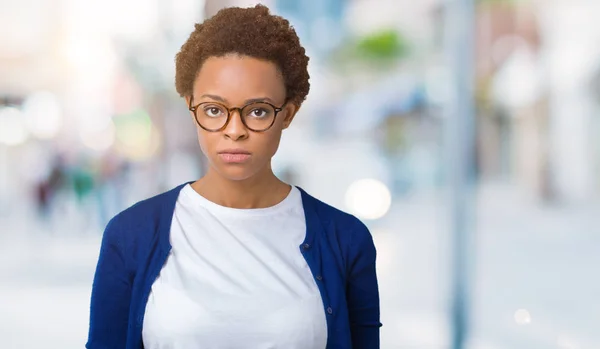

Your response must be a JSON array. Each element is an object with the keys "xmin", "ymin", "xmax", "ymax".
[{"xmin": 191, "ymin": 165, "xmax": 291, "ymax": 209}]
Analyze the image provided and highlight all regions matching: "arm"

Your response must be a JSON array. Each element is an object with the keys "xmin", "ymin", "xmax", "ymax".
[
  {"xmin": 86, "ymin": 215, "xmax": 133, "ymax": 349},
  {"xmin": 346, "ymin": 219, "xmax": 382, "ymax": 349}
]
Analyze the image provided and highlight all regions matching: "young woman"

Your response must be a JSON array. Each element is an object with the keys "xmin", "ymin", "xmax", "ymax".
[{"xmin": 86, "ymin": 5, "xmax": 381, "ymax": 349}]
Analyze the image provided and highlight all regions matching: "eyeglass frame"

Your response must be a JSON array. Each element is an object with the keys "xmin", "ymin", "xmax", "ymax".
[{"xmin": 188, "ymin": 95, "xmax": 286, "ymax": 133}]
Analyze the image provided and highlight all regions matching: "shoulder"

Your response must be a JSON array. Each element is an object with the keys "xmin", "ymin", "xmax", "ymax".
[
  {"xmin": 297, "ymin": 187, "xmax": 373, "ymax": 248},
  {"xmin": 116, "ymin": 183, "xmax": 188, "ymax": 225},
  {"xmin": 102, "ymin": 182, "xmax": 190, "ymax": 245},
  {"xmin": 298, "ymin": 187, "xmax": 366, "ymax": 227}
]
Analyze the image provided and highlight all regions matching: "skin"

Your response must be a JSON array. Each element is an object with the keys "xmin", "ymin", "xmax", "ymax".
[{"xmin": 185, "ymin": 54, "xmax": 300, "ymax": 209}]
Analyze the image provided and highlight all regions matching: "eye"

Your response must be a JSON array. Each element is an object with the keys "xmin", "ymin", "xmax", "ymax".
[
  {"xmin": 202, "ymin": 105, "xmax": 226, "ymax": 118},
  {"xmin": 249, "ymin": 108, "xmax": 268, "ymax": 118},
  {"xmin": 245, "ymin": 103, "xmax": 275, "ymax": 119}
]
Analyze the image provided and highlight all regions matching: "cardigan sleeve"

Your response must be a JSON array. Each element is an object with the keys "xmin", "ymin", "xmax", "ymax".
[
  {"xmin": 86, "ymin": 215, "xmax": 133, "ymax": 349},
  {"xmin": 346, "ymin": 219, "xmax": 382, "ymax": 349}
]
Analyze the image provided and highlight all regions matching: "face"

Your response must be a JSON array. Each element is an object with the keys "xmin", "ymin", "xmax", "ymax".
[{"xmin": 186, "ymin": 54, "xmax": 298, "ymax": 182}]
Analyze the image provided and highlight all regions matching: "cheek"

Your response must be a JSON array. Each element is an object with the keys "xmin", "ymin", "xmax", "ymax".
[
  {"xmin": 261, "ymin": 129, "xmax": 284, "ymax": 155},
  {"xmin": 195, "ymin": 127, "xmax": 212, "ymax": 155}
]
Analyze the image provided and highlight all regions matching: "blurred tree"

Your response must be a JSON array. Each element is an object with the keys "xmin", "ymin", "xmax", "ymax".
[
  {"xmin": 328, "ymin": 28, "xmax": 410, "ymax": 75},
  {"xmin": 355, "ymin": 30, "xmax": 409, "ymax": 61}
]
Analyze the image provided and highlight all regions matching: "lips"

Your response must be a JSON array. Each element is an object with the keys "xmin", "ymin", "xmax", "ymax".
[{"xmin": 218, "ymin": 149, "xmax": 251, "ymax": 163}]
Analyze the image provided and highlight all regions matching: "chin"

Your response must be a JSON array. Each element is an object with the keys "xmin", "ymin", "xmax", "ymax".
[{"xmin": 214, "ymin": 165, "xmax": 262, "ymax": 182}]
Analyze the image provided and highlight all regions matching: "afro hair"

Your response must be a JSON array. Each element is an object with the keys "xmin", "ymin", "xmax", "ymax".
[{"xmin": 175, "ymin": 4, "xmax": 310, "ymax": 107}]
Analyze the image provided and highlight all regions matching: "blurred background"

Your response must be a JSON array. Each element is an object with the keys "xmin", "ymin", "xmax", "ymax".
[{"xmin": 1, "ymin": 0, "xmax": 599, "ymax": 348}]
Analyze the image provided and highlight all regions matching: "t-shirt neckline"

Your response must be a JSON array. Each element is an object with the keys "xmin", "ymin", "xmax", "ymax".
[{"xmin": 180, "ymin": 184, "xmax": 301, "ymax": 218}]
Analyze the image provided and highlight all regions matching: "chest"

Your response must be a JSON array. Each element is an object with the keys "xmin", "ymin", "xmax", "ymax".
[{"xmin": 141, "ymin": 204, "xmax": 329, "ymax": 348}]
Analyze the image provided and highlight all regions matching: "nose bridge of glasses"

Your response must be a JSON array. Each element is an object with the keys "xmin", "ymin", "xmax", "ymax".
[
  {"xmin": 229, "ymin": 106, "xmax": 244, "ymax": 118},
  {"xmin": 223, "ymin": 106, "xmax": 247, "ymax": 131}
]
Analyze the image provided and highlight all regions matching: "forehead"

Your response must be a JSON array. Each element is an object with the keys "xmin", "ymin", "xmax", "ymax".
[{"xmin": 193, "ymin": 55, "xmax": 286, "ymax": 103}]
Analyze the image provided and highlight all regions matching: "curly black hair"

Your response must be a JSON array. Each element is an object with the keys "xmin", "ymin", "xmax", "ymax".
[{"xmin": 175, "ymin": 4, "xmax": 310, "ymax": 107}]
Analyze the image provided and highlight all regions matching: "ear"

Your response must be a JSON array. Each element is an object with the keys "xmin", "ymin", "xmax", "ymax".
[{"xmin": 282, "ymin": 103, "xmax": 299, "ymax": 130}]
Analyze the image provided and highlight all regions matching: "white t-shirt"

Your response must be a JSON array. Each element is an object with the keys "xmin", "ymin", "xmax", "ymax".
[{"xmin": 142, "ymin": 184, "xmax": 328, "ymax": 349}]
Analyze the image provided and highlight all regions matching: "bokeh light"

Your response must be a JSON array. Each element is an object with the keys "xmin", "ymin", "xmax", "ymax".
[
  {"xmin": 114, "ymin": 109, "xmax": 161, "ymax": 161},
  {"xmin": 0, "ymin": 107, "xmax": 29, "ymax": 146},
  {"xmin": 345, "ymin": 178, "xmax": 392, "ymax": 220},
  {"xmin": 80, "ymin": 120, "xmax": 117, "ymax": 152},
  {"xmin": 22, "ymin": 91, "xmax": 63, "ymax": 139},
  {"xmin": 514, "ymin": 309, "xmax": 532, "ymax": 325}
]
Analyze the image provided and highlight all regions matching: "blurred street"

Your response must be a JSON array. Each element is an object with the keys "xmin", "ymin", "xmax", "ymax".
[{"xmin": 3, "ymin": 0, "xmax": 600, "ymax": 348}]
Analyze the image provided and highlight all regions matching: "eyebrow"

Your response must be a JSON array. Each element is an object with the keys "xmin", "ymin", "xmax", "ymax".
[{"xmin": 199, "ymin": 94, "xmax": 276, "ymax": 105}]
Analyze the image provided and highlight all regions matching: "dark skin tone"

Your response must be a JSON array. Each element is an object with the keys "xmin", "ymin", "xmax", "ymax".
[{"xmin": 185, "ymin": 54, "xmax": 299, "ymax": 209}]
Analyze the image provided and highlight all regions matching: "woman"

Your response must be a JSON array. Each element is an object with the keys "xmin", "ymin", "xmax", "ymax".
[{"xmin": 86, "ymin": 4, "xmax": 381, "ymax": 349}]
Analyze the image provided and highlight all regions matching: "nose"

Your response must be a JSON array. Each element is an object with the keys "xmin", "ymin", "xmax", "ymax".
[{"xmin": 223, "ymin": 108, "xmax": 249, "ymax": 141}]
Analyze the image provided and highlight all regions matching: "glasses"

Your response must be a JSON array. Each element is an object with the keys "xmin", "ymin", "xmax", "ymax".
[{"xmin": 188, "ymin": 96, "xmax": 285, "ymax": 132}]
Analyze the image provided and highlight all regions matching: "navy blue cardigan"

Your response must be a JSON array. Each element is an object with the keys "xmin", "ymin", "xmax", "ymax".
[{"xmin": 86, "ymin": 182, "xmax": 381, "ymax": 349}]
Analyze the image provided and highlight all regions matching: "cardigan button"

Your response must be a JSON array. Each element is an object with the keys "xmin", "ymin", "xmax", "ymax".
[
  {"xmin": 327, "ymin": 307, "xmax": 333, "ymax": 315},
  {"xmin": 316, "ymin": 275, "xmax": 323, "ymax": 281},
  {"xmin": 302, "ymin": 243, "xmax": 310, "ymax": 250}
]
